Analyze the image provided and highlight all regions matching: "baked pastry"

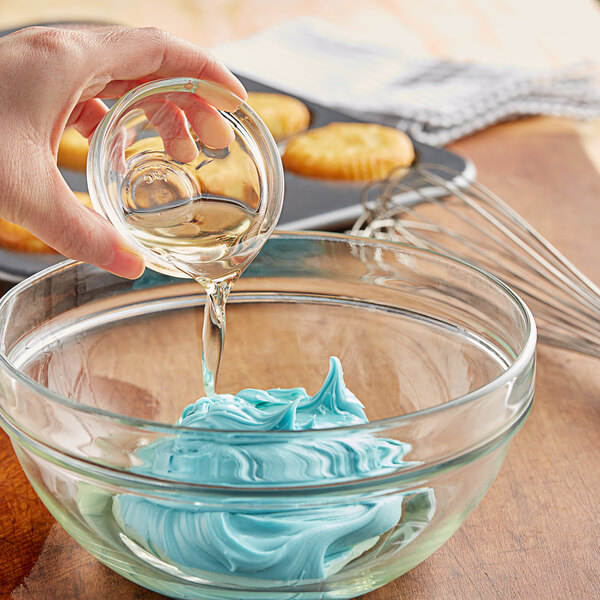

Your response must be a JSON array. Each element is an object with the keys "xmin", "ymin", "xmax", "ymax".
[
  {"xmin": 57, "ymin": 127, "xmax": 89, "ymax": 171},
  {"xmin": 0, "ymin": 192, "xmax": 92, "ymax": 253},
  {"xmin": 282, "ymin": 122, "xmax": 415, "ymax": 181},
  {"xmin": 246, "ymin": 92, "xmax": 310, "ymax": 142}
]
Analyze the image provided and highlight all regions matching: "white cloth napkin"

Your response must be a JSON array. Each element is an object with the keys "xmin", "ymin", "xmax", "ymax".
[{"xmin": 213, "ymin": 17, "xmax": 600, "ymax": 146}]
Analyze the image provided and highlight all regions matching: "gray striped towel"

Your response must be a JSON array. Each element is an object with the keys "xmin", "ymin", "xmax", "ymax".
[{"xmin": 213, "ymin": 17, "xmax": 600, "ymax": 146}]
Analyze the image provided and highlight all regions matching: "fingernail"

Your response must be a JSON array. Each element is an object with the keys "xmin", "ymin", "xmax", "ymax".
[
  {"xmin": 171, "ymin": 137, "xmax": 199, "ymax": 163},
  {"xmin": 196, "ymin": 116, "xmax": 235, "ymax": 149},
  {"xmin": 103, "ymin": 246, "xmax": 146, "ymax": 279}
]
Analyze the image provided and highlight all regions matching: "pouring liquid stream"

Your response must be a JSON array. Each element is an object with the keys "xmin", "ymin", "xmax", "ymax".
[
  {"xmin": 123, "ymin": 193, "xmax": 263, "ymax": 395},
  {"xmin": 198, "ymin": 278, "xmax": 230, "ymax": 396},
  {"xmin": 90, "ymin": 79, "xmax": 283, "ymax": 398}
]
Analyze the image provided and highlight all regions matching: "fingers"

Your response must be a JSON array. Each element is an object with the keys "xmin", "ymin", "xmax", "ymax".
[
  {"xmin": 67, "ymin": 98, "xmax": 108, "ymax": 138},
  {"xmin": 70, "ymin": 27, "xmax": 244, "ymax": 162},
  {"xmin": 92, "ymin": 26, "xmax": 246, "ymax": 101},
  {"xmin": 130, "ymin": 94, "xmax": 234, "ymax": 163},
  {"xmin": 147, "ymin": 93, "xmax": 235, "ymax": 149},
  {"xmin": 22, "ymin": 167, "xmax": 145, "ymax": 279},
  {"xmin": 177, "ymin": 94, "xmax": 235, "ymax": 149},
  {"xmin": 142, "ymin": 99, "xmax": 198, "ymax": 163}
]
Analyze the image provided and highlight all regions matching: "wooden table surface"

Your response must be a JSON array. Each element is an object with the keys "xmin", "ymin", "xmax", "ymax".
[{"xmin": 1, "ymin": 2, "xmax": 599, "ymax": 599}]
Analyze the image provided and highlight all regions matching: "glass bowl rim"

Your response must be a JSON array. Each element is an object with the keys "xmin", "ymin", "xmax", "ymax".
[{"xmin": 0, "ymin": 231, "xmax": 536, "ymax": 437}]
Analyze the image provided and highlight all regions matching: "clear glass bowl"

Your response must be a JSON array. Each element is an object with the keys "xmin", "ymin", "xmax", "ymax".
[{"xmin": 0, "ymin": 232, "xmax": 536, "ymax": 600}]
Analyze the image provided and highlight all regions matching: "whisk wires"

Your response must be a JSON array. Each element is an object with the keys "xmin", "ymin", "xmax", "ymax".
[{"xmin": 351, "ymin": 165, "xmax": 600, "ymax": 358}]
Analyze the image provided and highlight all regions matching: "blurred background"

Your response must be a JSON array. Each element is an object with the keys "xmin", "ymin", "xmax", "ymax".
[
  {"xmin": 0, "ymin": 0, "xmax": 598, "ymax": 68},
  {"xmin": 2, "ymin": 0, "xmax": 598, "ymax": 158}
]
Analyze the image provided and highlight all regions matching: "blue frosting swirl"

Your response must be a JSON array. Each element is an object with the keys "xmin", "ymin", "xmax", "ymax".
[{"xmin": 113, "ymin": 357, "xmax": 416, "ymax": 581}]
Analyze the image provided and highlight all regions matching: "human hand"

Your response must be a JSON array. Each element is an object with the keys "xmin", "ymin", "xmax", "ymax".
[{"xmin": 0, "ymin": 25, "xmax": 247, "ymax": 278}]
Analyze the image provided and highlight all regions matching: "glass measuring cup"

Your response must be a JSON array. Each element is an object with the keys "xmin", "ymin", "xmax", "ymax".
[{"xmin": 87, "ymin": 77, "xmax": 284, "ymax": 285}]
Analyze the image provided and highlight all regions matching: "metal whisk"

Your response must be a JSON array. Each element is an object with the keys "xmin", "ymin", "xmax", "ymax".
[{"xmin": 350, "ymin": 165, "xmax": 600, "ymax": 359}]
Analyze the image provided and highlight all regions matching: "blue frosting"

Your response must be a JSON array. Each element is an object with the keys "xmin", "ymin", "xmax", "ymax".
[{"xmin": 113, "ymin": 357, "xmax": 414, "ymax": 581}]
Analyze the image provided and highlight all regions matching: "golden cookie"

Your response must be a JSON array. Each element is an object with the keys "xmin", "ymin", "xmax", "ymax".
[
  {"xmin": 0, "ymin": 192, "xmax": 92, "ymax": 253},
  {"xmin": 246, "ymin": 92, "xmax": 310, "ymax": 142},
  {"xmin": 282, "ymin": 122, "xmax": 415, "ymax": 181},
  {"xmin": 57, "ymin": 128, "xmax": 89, "ymax": 171}
]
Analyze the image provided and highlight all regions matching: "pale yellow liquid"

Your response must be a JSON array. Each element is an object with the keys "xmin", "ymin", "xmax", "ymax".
[{"xmin": 124, "ymin": 196, "xmax": 263, "ymax": 283}]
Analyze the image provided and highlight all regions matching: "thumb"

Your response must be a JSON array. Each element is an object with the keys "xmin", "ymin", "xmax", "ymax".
[{"xmin": 27, "ymin": 170, "xmax": 145, "ymax": 279}]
